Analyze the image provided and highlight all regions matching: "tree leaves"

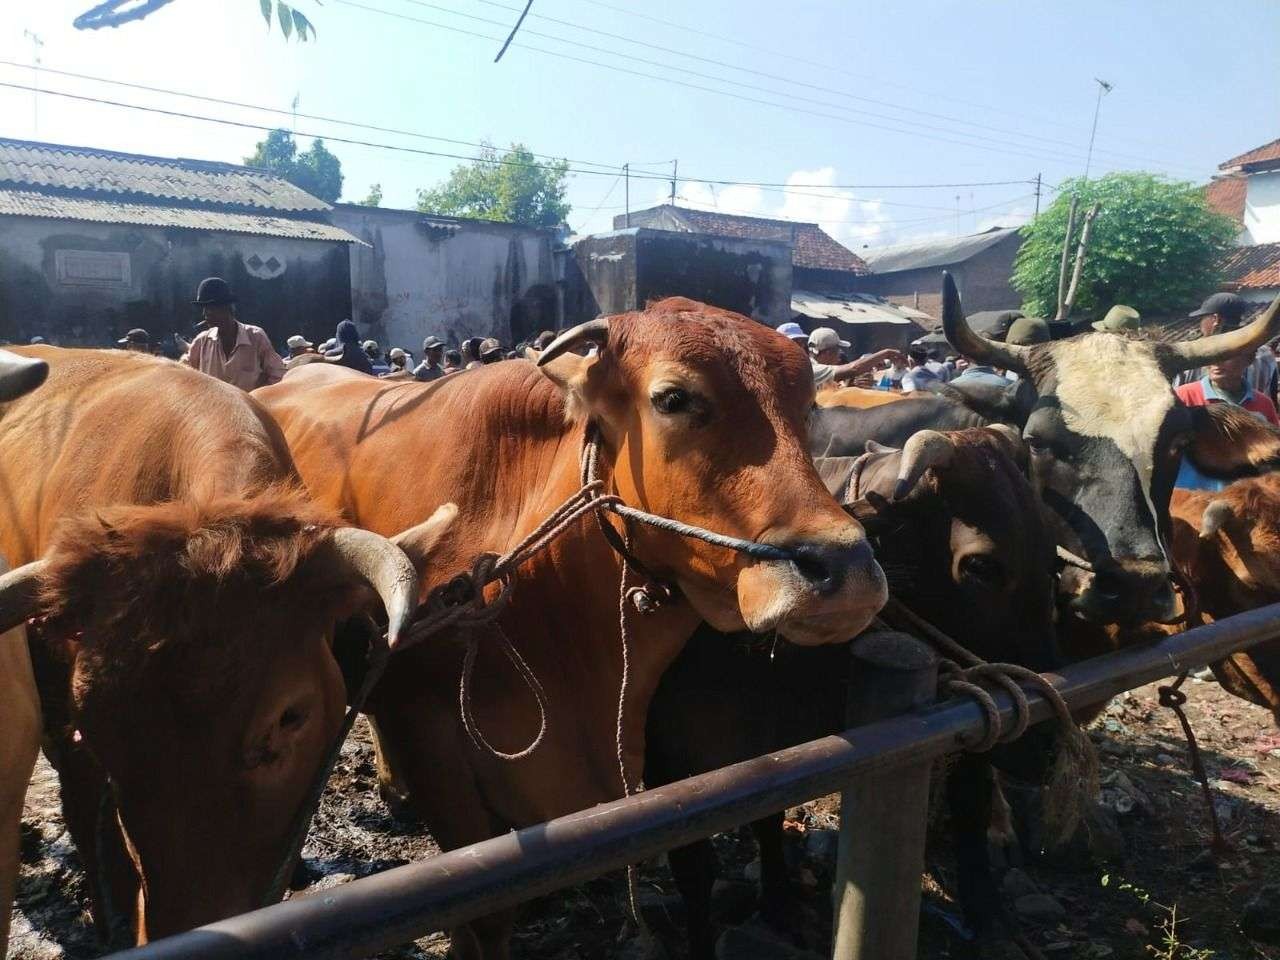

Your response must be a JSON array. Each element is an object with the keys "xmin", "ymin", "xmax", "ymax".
[
  {"xmin": 277, "ymin": 1, "xmax": 293, "ymax": 39},
  {"xmin": 245, "ymin": 129, "xmax": 343, "ymax": 202},
  {"xmin": 258, "ymin": 0, "xmax": 317, "ymax": 41},
  {"xmin": 260, "ymin": 0, "xmax": 273, "ymax": 25},
  {"xmin": 416, "ymin": 143, "xmax": 571, "ymax": 227}
]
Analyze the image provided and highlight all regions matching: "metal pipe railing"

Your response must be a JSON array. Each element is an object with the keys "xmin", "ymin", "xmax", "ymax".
[{"xmin": 107, "ymin": 603, "xmax": 1280, "ymax": 960}]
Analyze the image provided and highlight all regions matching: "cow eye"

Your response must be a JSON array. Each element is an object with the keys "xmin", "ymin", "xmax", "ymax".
[
  {"xmin": 652, "ymin": 387, "xmax": 694, "ymax": 415},
  {"xmin": 1027, "ymin": 436, "xmax": 1053, "ymax": 457},
  {"xmin": 959, "ymin": 554, "xmax": 1005, "ymax": 587}
]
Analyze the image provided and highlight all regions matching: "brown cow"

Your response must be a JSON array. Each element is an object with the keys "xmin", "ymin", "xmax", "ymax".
[
  {"xmin": 813, "ymin": 385, "xmax": 910, "ymax": 408},
  {"xmin": 0, "ymin": 350, "xmax": 47, "ymax": 958},
  {"xmin": 255, "ymin": 297, "xmax": 888, "ymax": 958},
  {"xmin": 0, "ymin": 347, "xmax": 450, "ymax": 946},
  {"xmin": 647, "ymin": 427, "xmax": 1059, "ymax": 955}
]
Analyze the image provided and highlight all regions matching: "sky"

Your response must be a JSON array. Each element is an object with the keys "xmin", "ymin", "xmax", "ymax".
[{"xmin": 0, "ymin": 0, "xmax": 1277, "ymax": 251}]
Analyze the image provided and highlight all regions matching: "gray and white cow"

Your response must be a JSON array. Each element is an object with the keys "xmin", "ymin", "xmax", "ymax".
[{"xmin": 942, "ymin": 272, "xmax": 1280, "ymax": 625}]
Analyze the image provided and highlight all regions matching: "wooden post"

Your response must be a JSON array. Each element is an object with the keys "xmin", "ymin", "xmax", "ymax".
[
  {"xmin": 1061, "ymin": 202, "xmax": 1102, "ymax": 319},
  {"xmin": 832, "ymin": 631, "xmax": 938, "ymax": 960},
  {"xmin": 1055, "ymin": 195, "xmax": 1079, "ymax": 321}
]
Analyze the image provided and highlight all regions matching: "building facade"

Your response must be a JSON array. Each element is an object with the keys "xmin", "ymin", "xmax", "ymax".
[
  {"xmin": 333, "ymin": 204, "xmax": 559, "ymax": 351},
  {"xmin": 0, "ymin": 137, "xmax": 356, "ymax": 349},
  {"xmin": 1205, "ymin": 137, "xmax": 1280, "ymax": 303}
]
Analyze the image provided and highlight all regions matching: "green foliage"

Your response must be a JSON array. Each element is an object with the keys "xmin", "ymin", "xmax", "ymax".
[
  {"xmin": 245, "ymin": 129, "xmax": 344, "ymax": 203},
  {"xmin": 258, "ymin": 0, "xmax": 317, "ymax": 41},
  {"xmin": 417, "ymin": 143, "xmax": 570, "ymax": 227},
  {"xmin": 358, "ymin": 183, "xmax": 383, "ymax": 207},
  {"xmin": 1011, "ymin": 172, "xmax": 1239, "ymax": 318}
]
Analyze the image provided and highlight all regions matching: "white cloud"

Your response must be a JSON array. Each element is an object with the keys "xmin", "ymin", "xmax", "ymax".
[{"xmin": 976, "ymin": 204, "xmax": 1033, "ymax": 233}]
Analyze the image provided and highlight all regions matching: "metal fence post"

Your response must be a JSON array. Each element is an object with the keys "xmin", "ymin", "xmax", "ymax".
[{"xmin": 832, "ymin": 631, "xmax": 938, "ymax": 960}]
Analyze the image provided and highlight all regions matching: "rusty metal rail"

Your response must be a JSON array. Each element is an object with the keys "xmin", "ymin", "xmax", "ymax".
[{"xmin": 107, "ymin": 603, "xmax": 1280, "ymax": 960}]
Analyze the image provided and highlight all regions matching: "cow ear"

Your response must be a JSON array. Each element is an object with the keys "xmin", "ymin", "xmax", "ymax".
[
  {"xmin": 1185, "ymin": 404, "xmax": 1280, "ymax": 479},
  {"xmin": 391, "ymin": 503, "xmax": 459, "ymax": 579},
  {"xmin": 537, "ymin": 351, "xmax": 600, "ymax": 419}
]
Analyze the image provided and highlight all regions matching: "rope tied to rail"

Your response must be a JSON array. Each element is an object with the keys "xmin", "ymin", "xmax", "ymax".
[
  {"xmin": 1158, "ymin": 672, "xmax": 1229, "ymax": 857},
  {"xmin": 880, "ymin": 598, "xmax": 1099, "ymax": 844}
]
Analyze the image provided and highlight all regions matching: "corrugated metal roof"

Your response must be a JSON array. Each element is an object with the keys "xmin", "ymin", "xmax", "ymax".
[
  {"xmin": 0, "ymin": 137, "xmax": 329, "ymax": 213},
  {"xmin": 858, "ymin": 226, "xmax": 1020, "ymax": 275},
  {"xmin": 0, "ymin": 189, "xmax": 359, "ymax": 243},
  {"xmin": 792, "ymin": 289, "xmax": 932, "ymax": 326}
]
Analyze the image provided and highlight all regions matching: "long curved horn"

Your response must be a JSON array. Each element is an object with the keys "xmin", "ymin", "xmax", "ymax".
[
  {"xmin": 536, "ymin": 319, "xmax": 610, "ymax": 367},
  {"xmin": 1163, "ymin": 292, "xmax": 1280, "ymax": 374},
  {"xmin": 941, "ymin": 271, "xmax": 1032, "ymax": 376},
  {"xmin": 0, "ymin": 350, "xmax": 48, "ymax": 403},
  {"xmin": 894, "ymin": 430, "xmax": 956, "ymax": 501},
  {"xmin": 316, "ymin": 529, "xmax": 420, "ymax": 648},
  {"xmin": 0, "ymin": 558, "xmax": 47, "ymax": 634},
  {"xmin": 1200, "ymin": 500, "xmax": 1233, "ymax": 540}
]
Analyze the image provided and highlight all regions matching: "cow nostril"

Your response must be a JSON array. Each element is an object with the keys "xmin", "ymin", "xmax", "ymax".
[
  {"xmin": 1092, "ymin": 569, "xmax": 1125, "ymax": 600},
  {"xmin": 794, "ymin": 554, "xmax": 833, "ymax": 587}
]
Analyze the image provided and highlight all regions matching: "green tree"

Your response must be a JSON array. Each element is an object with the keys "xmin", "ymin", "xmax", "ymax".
[
  {"xmin": 74, "ymin": 0, "xmax": 317, "ymax": 40},
  {"xmin": 358, "ymin": 184, "xmax": 383, "ymax": 207},
  {"xmin": 1012, "ymin": 172, "xmax": 1239, "ymax": 318},
  {"xmin": 417, "ymin": 143, "xmax": 570, "ymax": 227},
  {"xmin": 245, "ymin": 129, "xmax": 344, "ymax": 203}
]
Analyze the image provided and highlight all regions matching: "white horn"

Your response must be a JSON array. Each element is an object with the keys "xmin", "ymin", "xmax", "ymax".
[
  {"xmin": 1164, "ymin": 291, "xmax": 1280, "ymax": 375},
  {"xmin": 536, "ymin": 319, "xmax": 609, "ymax": 367},
  {"xmin": 0, "ymin": 350, "xmax": 48, "ymax": 402},
  {"xmin": 317, "ymin": 529, "xmax": 420, "ymax": 648},
  {"xmin": 894, "ymin": 430, "xmax": 956, "ymax": 501},
  {"xmin": 941, "ymin": 271, "xmax": 1032, "ymax": 376},
  {"xmin": 0, "ymin": 558, "xmax": 47, "ymax": 633}
]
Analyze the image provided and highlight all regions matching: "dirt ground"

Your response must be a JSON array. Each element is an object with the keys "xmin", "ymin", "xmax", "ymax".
[{"xmin": 11, "ymin": 673, "xmax": 1280, "ymax": 960}]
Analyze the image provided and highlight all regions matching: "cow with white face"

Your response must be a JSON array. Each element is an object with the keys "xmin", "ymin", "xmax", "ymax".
[{"xmin": 943, "ymin": 273, "xmax": 1280, "ymax": 625}]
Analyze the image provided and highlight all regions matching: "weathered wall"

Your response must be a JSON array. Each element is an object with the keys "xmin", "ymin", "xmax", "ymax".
[
  {"xmin": 1244, "ymin": 171, "xmax": 1280, "ymax": 245},
  {"xmin": 0, "ymin": 216, "xmax": 350, "ymax": 348},
  {"xmin": 567, "ymin": 228, "xmax": 792, "ymax": 326},
  {"xmin": 854, "ymin": 233, "xmax": 1022, "ymax": 317},
  {"xmin": 333, "ymin": 205, "xmax": 558, "ymax": 351}
]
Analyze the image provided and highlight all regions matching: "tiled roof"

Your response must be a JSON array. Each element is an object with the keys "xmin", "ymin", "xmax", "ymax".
[
  {"xmin": 1220, "ymin": 137, "xmax": 1280, "ymax": 172},
  {"xmin": 857, "ymin": 227, "xmax": 1020, "ymax": 274},
  {"xmin": 1221, "ymin": 242, "xmax": 1280, "ymax": 291},
  {"xmin": 0, "ymin": 137, "xmax": 330, "ymax": 213},
  {"xmin": 1204, "ymin": 174, "xmax": 1246, "ymax": 223},
  {"xmin": 617, "ymin": 205, "xmax": 868, "ymax": 274},
  {"xmin": 0, "ymin": 189, "xmax": 359, "ymax": 243}
]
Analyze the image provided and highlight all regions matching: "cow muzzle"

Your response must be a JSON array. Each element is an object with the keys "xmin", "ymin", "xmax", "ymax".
[
  {"xmin": 736, "ymin": 537, "xmax": 887, "ymax": 645},
  {"xmin": 1067, "ymin": 558, "xmax": 1178, "ymax": 626}
]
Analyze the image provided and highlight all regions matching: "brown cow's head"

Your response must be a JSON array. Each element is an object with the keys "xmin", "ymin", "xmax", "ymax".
[
  {"xmin": 0, "ymin": 491, "xmax": 450, "ymax": 943},
  {"xmin": 537, "ymin": 298, "xmax": 886, "ymax": 644},
  {"xmin": 817, "ymin": 426, "xmax": 1058, "ymax": 669},
  {"xmin": 944, "ymin": 273, "xmax": 1280, "ymax": 626}
]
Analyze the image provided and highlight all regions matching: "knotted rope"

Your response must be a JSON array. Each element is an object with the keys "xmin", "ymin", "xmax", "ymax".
[
  {"xmin": 1158, "ymin": 672, "xmax": 1229, "ymax": 857},
  {"xmin": 880, "ymin": 598, "xmax": 1099, "ymax": 844}
]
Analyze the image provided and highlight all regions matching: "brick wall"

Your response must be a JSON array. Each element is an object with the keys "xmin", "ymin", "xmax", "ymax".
[{"xmin": 854, "ymin": 232, "xmax": 1023, "ymax": 317}]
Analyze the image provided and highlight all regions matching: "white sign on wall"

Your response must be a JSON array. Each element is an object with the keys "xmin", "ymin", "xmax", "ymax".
[
  {"xmin": 242, "ymin": 251, "xmax": 287, "ymax": 280},
  {"xmin": 54, "ymin": 249, "xmax": 131, "ymax": 286}
]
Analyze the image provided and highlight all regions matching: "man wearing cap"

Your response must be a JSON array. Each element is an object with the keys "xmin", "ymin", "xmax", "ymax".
[
  {"xmin": 282, "ymin": 334, "xmax": 315, "ymax": 370},
  {"xmin": 363, "ymin": 340, "xmax": 391, "ymax": 377},
  {"xmin": 413, "ymin": 335, "xmax": 446, "ymax": 382},
  {"xmin": 382, "ymin": 348, "xmax": 412, "ymax": 378},
  {"xmin": 807, "ymin": 327, "xmax": 903, "ymax": 390},
  {"xmin": 1173, "ymin": 293, "xmax": 1274, "ymax": 398},
  {"xmin": 1091, "ymin": 304, "xmax": 1141, "ymax": 335},
  {"xmin": 185, "ymin": 277, "xmax": 285, "ymax": 389},
  {"xmin": 117, "ymin": 328, "xmax": 150, "ymax": 353},
  {"xmin": 479, "ymin": 338, "xmax": 504, "ymax": 365},
  {"xmin": 325, "ymin": 320, "xmax": 375, "ymax": 375}
]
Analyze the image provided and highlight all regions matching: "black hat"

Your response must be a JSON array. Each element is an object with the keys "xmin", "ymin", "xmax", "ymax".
[
  {"xmin": 117, "ymin": 328, "xmax": 149, "ymax": 345},
  {"xmin": 1188, "ymin": 292, "xmax": 1246, "ymax": 322},
  {"xmin": 192, "ymin": 277, "xmax": 237, "ymax": 306}
]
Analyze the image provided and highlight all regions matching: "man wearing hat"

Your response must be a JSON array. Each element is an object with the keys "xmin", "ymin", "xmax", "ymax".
[
  {"xmin": 479, "ymin": 338, "xmax": 504, "ymax": 365},
  {"xmin": 808, "ymin": 327, "xmax": 903, "ymax": 389},
  {"xmin": 363, "ymin": 340, "xmax": 391, "ymax": 376},
  {"xmin": 413, "ymin": 335, "xmax": 446, "ymax": 382},
  {"xmin": 1173, "ymin": 293, "xmax": 1276, "ymax": 399},
  {"xmin": 185, "ymin": 277, "xmax": 285, "ymax": 389},
  {"xmin": 1091, "ymin": 304, "xmax": 1142, "ymax": 334},
  {"xmin": 117, "ymin": 328, "xmax": 150, "ymax": 353},
  {"xmin": 283, "ymin": 334, "xmax": 315, "ymax": 370},
  {"xmin": 775, "ymin": 321, "xmax": 809, "ymax": 344}
]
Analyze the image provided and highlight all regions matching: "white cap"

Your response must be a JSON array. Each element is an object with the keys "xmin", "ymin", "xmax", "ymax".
[
  {"xmin": 286, "ymin": 335, "xmax": 313, "ymax": 350},
  {"xmin": 808, "ymin": 327, "xmax": 850, "ymax": 353}
]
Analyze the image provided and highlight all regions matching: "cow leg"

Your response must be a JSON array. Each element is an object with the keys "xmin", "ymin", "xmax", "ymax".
[
  {"xmin": 667, "ymin": 839, "xmax": 718, "ymax": 960},
  {"xmin": 450, "ymin": 909, "xmax": 515, "ymax": 960},
  {"xmin": 52, "ymin": 737, "xmax": 137, "ymax": 947},
  {"xmin": 947, "ymin": 754, "xmax": 1002, "ymax": 937},
  {"xmin": 367, "ymin": 716, "xmax": 417, "ymax": 823},
  {"xmin": 752, "ymin": 811, "xmax": 791, "ymax": 926},
  {"xmin": 0, "ymin": 625, "xmax": 40, "ymax": 956}
]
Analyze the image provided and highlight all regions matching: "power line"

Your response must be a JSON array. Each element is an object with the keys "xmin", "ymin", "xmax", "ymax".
[
  {"xmin": 451, "ymin": 0, "xmax": 1198, "ymax": 173},
  {"xmin": 671, "ymin": 192, "xmax": 1037, "ymax": 227},
  {"xmin": 565, "ymin": 0, "xmax": 1196, "ymax": 162},
  {"xmin": 575, "ymin": 170, "xmax": 625, "ymax": 229},
  {"xmin": 337, "ymin": 0, "xmax": 1190, "ymax": 176},
  {"xmin": 0, "ymin": 61, "xmax": 1039, "ymax": 195}
]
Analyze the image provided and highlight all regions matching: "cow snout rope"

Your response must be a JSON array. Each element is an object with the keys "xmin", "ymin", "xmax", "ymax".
[
  {"xmin": 879, "ymin": 597, "xmax": 1099, "ymax": 844},
  {"xmin": 1158, "ymin": 672, "xmax": 1229, "ymax": 856}
]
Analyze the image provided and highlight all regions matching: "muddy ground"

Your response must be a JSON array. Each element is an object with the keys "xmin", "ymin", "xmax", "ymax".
[{"xmin": 12, "ymin": 674, "xmax": 1280, "ymax": 959}]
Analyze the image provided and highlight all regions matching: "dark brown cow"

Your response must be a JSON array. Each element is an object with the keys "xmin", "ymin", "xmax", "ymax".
[
  {"xmin": 0, "ymin": 347, "xmax": 447, "ymax": 945},
  {"xmin": 255, "ymin": 298, "xmax": 888, "ymax": 958},
  {"xmin": 646, "ymin": 427, "xmax": 1059, "ymax": 956}
]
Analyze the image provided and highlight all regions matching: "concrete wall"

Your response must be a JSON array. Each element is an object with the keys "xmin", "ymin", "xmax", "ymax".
[
  {"xmin": 1244, "ymin": 171, "xmax": 1280, "ymax": 244},
  {"xmin": 0, "ymin": 215, "xmax": 350, "ymax": 349},
  {"xmin": 854, "ymin": 233, "xmax": 1022, "ymax": 318},
  {"xmin": 568, "ymin": 228, "xmax": 793, "ymax": 326},
  {"xmin": 333, "ymin": 205, "xmax": 558, "ymax": 351}
]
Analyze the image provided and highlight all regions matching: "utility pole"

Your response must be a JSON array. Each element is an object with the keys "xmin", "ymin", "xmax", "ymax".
[
  {"xmin": 291, "ymin": 93, "xmax": 300, "ymax": 132},
  {"xmin": 954, "ymin": 194, "xmax": 961, "ymax": 237},
  {"xmin": 1034, "ymin": 172, "xmax": 1042, "ymax": 218},
  {"xmin": 23, "ymin": 30, "xmax": 42, "ymax": 137},
  {"xmin": 624, "ymin": 163, "xmax": 630, "ymax": 227},
  {"xmin": 669, "ymin": 159, "xmax": 678, "ymax": 206},
  {"xmin": 1084, "ymin": 78, "xmax": 1113, "ymax": 180}
]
